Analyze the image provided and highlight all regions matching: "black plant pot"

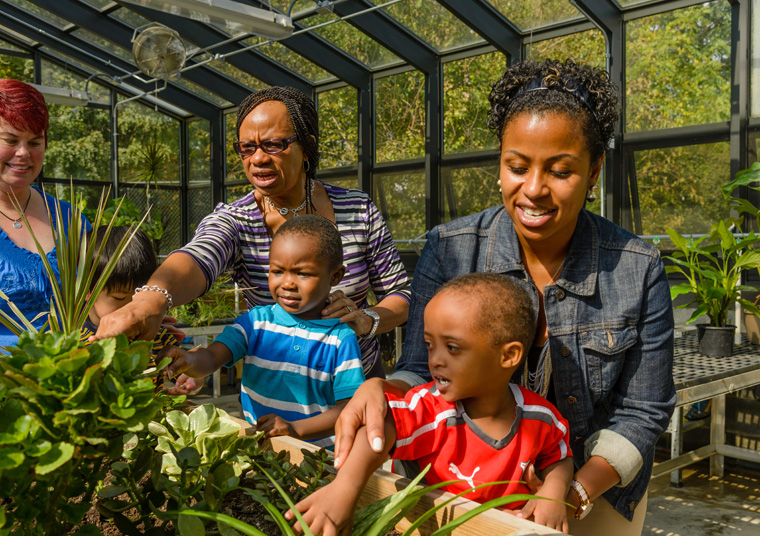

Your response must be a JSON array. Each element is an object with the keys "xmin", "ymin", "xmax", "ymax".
[{"xmin": 696, "ymin": 324, "xmax": 736, "ymax": 357}]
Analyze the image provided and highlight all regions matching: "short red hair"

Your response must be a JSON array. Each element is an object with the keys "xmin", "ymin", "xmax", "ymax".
[{"xmin": 0, "ymin": 79, "xmax": 49, "ymax": 146}]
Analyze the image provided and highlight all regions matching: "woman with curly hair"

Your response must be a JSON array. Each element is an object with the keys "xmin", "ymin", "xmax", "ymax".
[{"xmin": 333, "ymin": 59, "xmax": 675, "ymax": 535}]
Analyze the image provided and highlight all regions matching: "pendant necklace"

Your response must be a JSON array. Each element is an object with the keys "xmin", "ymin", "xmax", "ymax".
[
  {"xmin": 522, "ymin": 257, "xmax": 565, "ymax": 397},
  {"xmin": 0, "ymin": 190, "xmax": 32, "ymax": 229},
  {"xmin": 264, "ymin": 179, "xmax": 314, "ymax": 217}
]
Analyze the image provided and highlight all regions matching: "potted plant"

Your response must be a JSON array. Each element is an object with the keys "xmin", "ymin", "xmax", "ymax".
[
  {"xmin": 720, "ymin": 162, "xmax": 760, "ymax": 343},
  {"xmin": 665, "ymin": 217, "xmax": 760, "ymax": 357}
]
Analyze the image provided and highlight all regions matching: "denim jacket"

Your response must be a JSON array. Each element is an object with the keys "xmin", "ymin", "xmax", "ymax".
[{"xmin": 392, "ymin": 206, "xmax": 676, "ymax": 520}]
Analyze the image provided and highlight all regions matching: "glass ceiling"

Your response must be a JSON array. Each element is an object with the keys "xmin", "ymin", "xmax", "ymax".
[{"xmin": 0, "ymin": 0, "xmax": 677, "ymax": 118}]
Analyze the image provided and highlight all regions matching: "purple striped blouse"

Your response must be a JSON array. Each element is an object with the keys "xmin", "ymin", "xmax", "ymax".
[{"xmin": 177, "ymin": 181, "xmax": 411, "ymax": 371}]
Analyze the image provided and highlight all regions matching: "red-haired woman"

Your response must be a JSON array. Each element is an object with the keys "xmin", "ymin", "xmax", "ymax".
[{"xmin": 0, "ymin": 79, "xmax": 81, "ymax": 347}]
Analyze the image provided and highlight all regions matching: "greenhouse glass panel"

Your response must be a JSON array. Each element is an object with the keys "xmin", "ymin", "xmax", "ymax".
[
  {"xmin": 209, "ymin": 62, "xmax": 268, "ymax": 93},
  {"xmin": 225, "ymin": 110, "xmax": 244, "ymax": 182},
  {"xmin": 321, "ymin": 175, "xmax": 358, "ymax": 190},
  {"xmin": 626, "ymin": 1, "xmax": 731, "ymax": 132},
  {"xmin": 0, "ymin": 54, "xmax": 33, "ymax": 82},
  {"xmin": 122, "ymin": 185, "xmax": 181, "ymax": 258},
  {"xmin": 375, "ymin": 70, "xmax": 425, "ymax": 163},
  {"xmin": 374, "ymin": 170, "xmax": 425, "ymax": 243},
  {"xmin": 632, "ymin": 141, "xmax": 730, "ymax": 236},
  {"xmin": 189, "ymin": 185, "xmax": 212, "ymax": 235},
  {"xmin": 45, "ymin": 104, "xmax": 111, "ymax": 182},
  {"xmin": 441, "ymin": 163, "xmax": 500, "ymax": 224},
  {"xmin": 226, "ymin": 184, "xmax": 252, "ymax": 204},
  {"xmin": 109, "ymin": 7, "xmax": 152, "ymax": 29},
  {"xmin": 70, "ymin": 28, "xmax": 133, "ymax": 62},
  {"xmin": 173, "ymin": 77, "xmax": 231, "ymax": 107},
  {"xmin": 318, "ymin": 86, "xmax": 358, "ymax": 169},
  {"xmin": 0, "ymin": 38, "xmax": 26, "ymax": 53},
  {"xmin": 117, "ymin": 100, "xmax": 181, "ymax": 186},
  {"xmin": 487, "ymin": 0, "xmax": 583, "ymax": 31},
  {"xmin": 49, "ymin": 184, "xmax": 110, "ymax": 214},
  {"xmin": 40, "ymin": 58, "xmax": 110, "ymax": 104},
  {"xmin": 443, "ymin": 52, "xmax": 504, "ymax": 155},
  {"xmin": 13, "ymin": 0, "xmax": 68, "ymax": 29},
  {"xmin": 752, "ymin": 0, "xmax": 760, "ymax": 117},
  {"xmin": 366, "ymin": 0, "xmax": 481, "ymax": 51},
  {"xmin": 244, "ymin": 37, "xmax": 334, "ymax": 83},
  {"xmin": 188, "ymin": 119, "xmax": 210, "ymax": 185},
  {"xmin": 303, "ymin": 14, "xmax": 400, "ymax": 69},
  {"xmin": 526, "ymin": 28, "xmax": 605, "ymax": 67},
  {"xmin": 82, "ymin": 0, "xmax": 113, "ymax": 9}
]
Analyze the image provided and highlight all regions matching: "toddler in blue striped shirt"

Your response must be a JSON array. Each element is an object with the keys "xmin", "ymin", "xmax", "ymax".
[{"xmin": 162, "ymin": 215, "xmax": 365, "ymax": 448}]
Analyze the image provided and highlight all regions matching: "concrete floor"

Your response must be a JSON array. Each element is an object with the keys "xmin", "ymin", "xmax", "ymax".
[
  {"xmin": 645, "ymin": 462, "xmax": 760, "ymax": 536},
  {"xmin": 192, "ymin": 386, "xmax": 760, "ymax": 536}
]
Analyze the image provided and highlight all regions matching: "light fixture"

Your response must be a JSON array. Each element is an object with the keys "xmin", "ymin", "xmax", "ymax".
[
  {"xmin": 119, "ymin": 0, "xmax": 294, "ymax": 40},
  {"xmin": 30, "ymin": 84, "xmax": 89, "ymax": 107}
]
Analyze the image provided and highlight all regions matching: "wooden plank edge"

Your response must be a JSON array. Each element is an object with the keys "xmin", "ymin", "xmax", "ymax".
[{"xmin": 228, "ymin": 415, "xmax": 560, "ymax": 536}]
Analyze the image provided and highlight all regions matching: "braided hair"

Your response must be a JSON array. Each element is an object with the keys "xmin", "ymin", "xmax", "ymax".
[
  {"xmin": 236, "ymin": 87, "xmax": 320, "ymax": 213},
  {"xmin": 487, "ymin": 59, "xmax": 619, "ymax": 164}
]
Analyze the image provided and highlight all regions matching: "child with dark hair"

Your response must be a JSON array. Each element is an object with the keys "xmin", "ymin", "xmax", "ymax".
[
  {"xmin": 288, "ymin": 273, "xmax": 574, "ymax": 533},
  {"xmin": 163, "ymin": 214, "xmax": 365, "ymax": 448},
  {"xmin": 80, "ymin": 226, "xmax": 178, "ymax": 389}
]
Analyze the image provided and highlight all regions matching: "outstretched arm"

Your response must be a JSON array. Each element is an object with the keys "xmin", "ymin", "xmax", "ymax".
[
  {"xmin": 162, "ymin": 342, "xmax": 233, "ymax": 379},
  {"xmin": 286, "ymin": 415, "xmax": 397, "ymax": 536},
  {"xmin": 257, "ymin": 399, "xmax": 350, "ymax": 441}
]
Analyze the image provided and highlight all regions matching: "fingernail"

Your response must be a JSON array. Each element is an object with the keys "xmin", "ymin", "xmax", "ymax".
[
  {"xmin": 372, "ymin": 437, "xmax": 383, "ymax": 452},
  {"xmin": 333, "ymin": 457, "xmax": 340, "ymax": 467}
]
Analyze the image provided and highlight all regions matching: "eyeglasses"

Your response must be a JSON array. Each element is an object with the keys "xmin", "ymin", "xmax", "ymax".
[{"xmin": 233, "ymin": 135, "xmax": 298, "ymax": 156}]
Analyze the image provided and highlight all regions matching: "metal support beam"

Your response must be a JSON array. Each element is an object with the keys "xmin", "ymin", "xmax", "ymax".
[
  {"xmin": 729, "ymin": 0, "xmax": 749, "ymax": 180},
  {"xmin": 425, "ymin": 63, "xmax": 443, "ymax": 231},
  {"xmin": 331, "ymin": 0, "xmax": 437, "ymax": 72},
  {"xmin": 357, "ymin": 82, "xmax": 374, "ymax": 197},
  {"xmin": 31, "ymin": 0, "xmax": 254, "ymax": 105},
  {"xmin": 210, "ymin": 109, "xmax": 226, "ymax": 207},
  {"xmin": 572, "ymin": 0, "xmax": 624, "ymax": 226},
  {"xmin": 437, "ymin": 0, "xmax": 522, "ymax": 61}
]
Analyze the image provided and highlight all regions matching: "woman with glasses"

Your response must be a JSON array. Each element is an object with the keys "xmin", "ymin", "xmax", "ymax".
[{"xmin": 95, "ymin": 87, "xmax": 410, "ymax": 383}]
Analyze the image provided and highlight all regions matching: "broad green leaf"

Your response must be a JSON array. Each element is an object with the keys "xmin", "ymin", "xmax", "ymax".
[
  {"xmin": 35, "ymin": 442, "xmax": 74, "ymax": 475},
  {"xmin": 171, "ymin": 510, "xmax": 269, "ymax": 536},
  {"xmin": 188, "ymin": 404, "xmax": 217, "ymax": 433},
  {"xmin": 98, "ymin": 485, "xmax": 128, "ymax": 498},
  {"xmin": 0, "ymin": 448, "xmax": 24, "ymax": 469},
  {"xmin": 178, "ymin": 510, "xmax": 206, "ymax": 536}
]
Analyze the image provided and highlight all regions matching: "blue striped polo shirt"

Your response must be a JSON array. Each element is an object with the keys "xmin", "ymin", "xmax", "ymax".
[{"xmin": 214, "ymin": 303, "xmax": 365, "ymax": 448}]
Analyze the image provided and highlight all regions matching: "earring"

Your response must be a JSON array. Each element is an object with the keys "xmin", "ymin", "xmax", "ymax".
[
  {"xmin": 497, "ymin": 179, "xmax": 501, "ymax": 193},
  {"xmin": 586, "ymin": 185, "xmax": 598, "ymax": 202},
  {"xmin": 303, "ymin": 160, "xmax": 310, "ymax": 172}
]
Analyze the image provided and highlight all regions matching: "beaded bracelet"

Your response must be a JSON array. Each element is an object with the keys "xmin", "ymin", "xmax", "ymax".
[{"xmin": 133, "ymin": 285, "xmax": 174, "ymax": 310}]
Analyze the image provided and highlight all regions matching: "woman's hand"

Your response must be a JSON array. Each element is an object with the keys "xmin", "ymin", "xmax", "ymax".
[
  {"xmin": 91, "ymin": 292, "xmax": 167, "ymax": 342},
  {"xmin": 333, "ymin": 378, "xmax": 409, "ymax": 468},
  {"xmin": 321, "ymin": 291, "xmax": 373, "ymax": 336}
]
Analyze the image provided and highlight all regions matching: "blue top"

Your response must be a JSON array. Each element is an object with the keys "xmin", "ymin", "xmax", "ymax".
[
  {"xmin": 0, "ymin": 188, "xmax": 84, "ymax": 348},
  {"xmin": 391, "ymin": 206, "xmax": 676, "ymax": 520},
  {"xmin": 214, "ymin": 303, "xmax": 365, "ymax": 448}
]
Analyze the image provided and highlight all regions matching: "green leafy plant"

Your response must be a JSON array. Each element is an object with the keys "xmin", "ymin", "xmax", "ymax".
[
  {"xmin": 171, "ymin": 275, "xmax": 239, "ymax": 328},
  {"xmin": 81, "ymin": 196, "xmax": 163, "ymax": 243},
  {"xmin": 0, "ymin": 331, "xmax": 166, "ymax": 535},
  {"xmin": 665, "ymin": 220, "xmax": 760, "ymax": 326}
]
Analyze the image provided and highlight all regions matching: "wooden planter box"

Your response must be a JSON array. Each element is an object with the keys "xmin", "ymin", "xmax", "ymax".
[{"xmin": 228, "ymin": 415, "xmax": 562, "ymax": 536}]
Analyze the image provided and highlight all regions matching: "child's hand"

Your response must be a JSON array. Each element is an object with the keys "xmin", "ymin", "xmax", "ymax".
[
  {"xmin": 517, "ymin": 497, "xmax": 569, "ymax": 534},
  {"xmin": 285, "ymin": 482, "xmax": 356, "ymax": 536},
  {"xmin": 158, "ymin": 345, "xmax": 190, "ymax": 379},
  {"xmin": 256, "ymin": 414, "xmax": 294, "ymax": 438},
  {"xmin": 164, "ymin": 374, "xmax": 205, "ymax": 396}
]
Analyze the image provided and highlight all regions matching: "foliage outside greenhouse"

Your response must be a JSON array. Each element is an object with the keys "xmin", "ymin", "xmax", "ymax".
[{"xmin": 0, "ymin": 0, "xmax": 736, "ymax": 247}]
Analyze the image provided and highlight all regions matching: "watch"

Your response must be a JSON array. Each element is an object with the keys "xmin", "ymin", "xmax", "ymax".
[
  {"xmin": 362, "ymin": 308, "xmax": 380, "ymax": 338},
  {"xmin": 570, "ymin": 479, "xmax": 593, "ymax": 520}
]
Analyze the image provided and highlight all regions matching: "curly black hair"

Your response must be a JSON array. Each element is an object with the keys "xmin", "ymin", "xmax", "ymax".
[
  {"xmin": 236, "ymin": 86, "xmax": 319, "ymax": 183},
  {"xmin": 272, "ymin": 214, "xmax": 343, "ymax": 271},
  {"xmin": 436, "ymin": 273, "xmax": 536, "ymax": 351},
  {"xmin": 487, "ymin": 59, "xmax": 619, "ymax": 163}
]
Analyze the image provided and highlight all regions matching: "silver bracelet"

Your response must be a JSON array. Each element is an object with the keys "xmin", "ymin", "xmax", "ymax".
[{"xmin": 133, "ymin": 285, "xmax": 173, "ymax": 310}]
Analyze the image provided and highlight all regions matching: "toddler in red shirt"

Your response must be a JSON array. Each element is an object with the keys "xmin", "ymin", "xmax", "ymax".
[{"xmin": 288, "ymin": 273, "xmax": 574, "ymax": 534}]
